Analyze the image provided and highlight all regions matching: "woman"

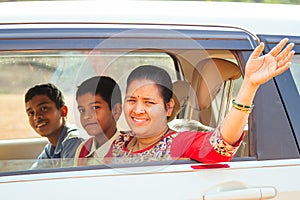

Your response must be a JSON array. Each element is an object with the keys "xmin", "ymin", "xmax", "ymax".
[{"xmin": 105, "ymin": 38, "xmax": 295, "ymax": 164}]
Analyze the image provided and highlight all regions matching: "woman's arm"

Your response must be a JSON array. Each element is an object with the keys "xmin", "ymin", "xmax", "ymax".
[{"xmin": 220, "ymin": 38, "xmax": 295, "ymax": 145}]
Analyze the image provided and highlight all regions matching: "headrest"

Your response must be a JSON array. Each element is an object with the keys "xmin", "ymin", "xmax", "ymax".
[
  {"xmin": 169, "ymin": 80, "xmax": 188, "ymax": 121},
  {"xmin": 169, "ymin": 58, "xmax": 241, "ymax": 121},
  {"xmin": 169, "ymin": 80, "xmax": 198, "ymax": 121},
  {"xmin": 194, "ymin": 58, "xmax": 241, "ymax": 110}
]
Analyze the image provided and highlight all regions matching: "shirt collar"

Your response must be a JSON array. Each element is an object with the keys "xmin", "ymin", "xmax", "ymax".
[{"xmin": 85, "ymin": 130, "xmax": 120, "ymax": 158}]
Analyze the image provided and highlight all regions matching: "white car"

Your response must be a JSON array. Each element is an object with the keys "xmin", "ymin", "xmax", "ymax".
[{"xmin": 0, "ymin": 1, "xmax": 300, "ymax": 199}]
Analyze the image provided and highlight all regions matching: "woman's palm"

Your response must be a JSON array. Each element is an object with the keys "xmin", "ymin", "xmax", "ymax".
[{"xmin": 245, "ymin": 38, "xmax": 294, "ymax": 87}]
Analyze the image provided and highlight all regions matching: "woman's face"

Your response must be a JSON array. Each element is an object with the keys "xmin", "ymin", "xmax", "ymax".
[{"xmin": 124, "ymin": 79, "xmax": 173, "ymax": 138}]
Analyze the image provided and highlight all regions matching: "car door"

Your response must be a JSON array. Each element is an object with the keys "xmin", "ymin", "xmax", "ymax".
[{"xmin": 1, "ymin": 23, "xmax": 300, "ymax": 200}]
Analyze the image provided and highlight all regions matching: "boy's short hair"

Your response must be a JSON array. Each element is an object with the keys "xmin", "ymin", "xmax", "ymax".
[
  {"xmin": 25, "ymin": 83, "xmax": 65, "ymax": 109},
  {"xmin": 76, "ymin": 76, "xmax": 122, "ymax": 110}
]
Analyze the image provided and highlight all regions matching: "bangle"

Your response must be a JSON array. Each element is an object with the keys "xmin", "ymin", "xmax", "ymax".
[{"xmin": 232, "ymin": 99, "xmax": 254, "ymax": 114}]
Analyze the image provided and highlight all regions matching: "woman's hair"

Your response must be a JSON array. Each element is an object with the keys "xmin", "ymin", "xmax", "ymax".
[
  {"xmin": 25, "ymin": 83, "xmax": 65, "ymax": 109},
  {"xmin": 76, "ymin": 76, "xmax": 122, "ymax": 110},
  {"xmin": 126, "ymin": 65, "xmax": 173, "ymax": 106}
]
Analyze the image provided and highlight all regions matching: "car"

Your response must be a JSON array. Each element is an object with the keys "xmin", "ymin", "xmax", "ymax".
[{"xmin": 0, "ymin": 0, "xmax": 300, "ymax": 199}]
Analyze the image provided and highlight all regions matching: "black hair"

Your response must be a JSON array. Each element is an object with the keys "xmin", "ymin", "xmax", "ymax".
[
  {"xmin": 24, "ymin": 83, "xmax": 65, "ymax": 109},
  {"xmin": 76, "ymin": 76, "xmax": 122, "ymax": 110},
  {"xmin": 126, "ymin": 65, "xmax": 173, "ymax": 106}
]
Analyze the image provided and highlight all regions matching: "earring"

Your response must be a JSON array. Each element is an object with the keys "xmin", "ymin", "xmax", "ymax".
[{"xmin": 167, "ymin": 111, "xmax": 172, "ymax": 116}]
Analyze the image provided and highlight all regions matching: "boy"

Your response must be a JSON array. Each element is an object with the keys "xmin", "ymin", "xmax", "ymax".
[
  {"xmin": 25, "ymin": 83, "xmax": 84, "ymax": 169},
  {"xmin": 74, "ymin": 76, "xmax": 122, "ymax": 166}
]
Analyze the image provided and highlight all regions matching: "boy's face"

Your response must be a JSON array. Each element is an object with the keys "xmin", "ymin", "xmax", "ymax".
[
  {"xmin": 77, "ymin": 93, "xmax": 117, "ymax": 139},
  {"xmin": 25, "ymin": 95, "xmax": 66, "ymax": 138}
]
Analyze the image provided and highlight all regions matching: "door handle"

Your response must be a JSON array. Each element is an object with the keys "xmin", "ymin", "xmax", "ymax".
[{"xmin": 203, "ymin": 187, "xmax": 277, "ymax": 200}]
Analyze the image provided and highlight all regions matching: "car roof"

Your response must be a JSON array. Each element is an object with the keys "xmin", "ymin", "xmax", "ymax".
[{"xmin": 0, "ymin": 0, "xmax": 300, "ymax": 36}]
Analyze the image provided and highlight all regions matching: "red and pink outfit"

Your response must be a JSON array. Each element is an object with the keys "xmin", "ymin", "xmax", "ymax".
[{"xmin": 105, "ymin": 127, "xmax": 244, "ymax": 164}]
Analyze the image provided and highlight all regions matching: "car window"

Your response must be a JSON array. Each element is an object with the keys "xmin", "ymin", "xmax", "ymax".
[{"xmin": 0, "ymin": 48, "xmax": 250, "ymax": 172}]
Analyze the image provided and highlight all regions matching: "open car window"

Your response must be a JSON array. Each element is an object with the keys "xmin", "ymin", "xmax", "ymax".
[{"xmin": 0, "ymin": 48, "xmax": 250, "ymax": 173}]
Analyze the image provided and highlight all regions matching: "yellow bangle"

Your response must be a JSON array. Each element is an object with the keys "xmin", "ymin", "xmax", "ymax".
[
  {"xmin": 232, "ymin": 99, "xmax": 254, "ymax": 114},
  {"xmin": 232, "ymin": 104, "xmax": 252, "ymax": 113}
]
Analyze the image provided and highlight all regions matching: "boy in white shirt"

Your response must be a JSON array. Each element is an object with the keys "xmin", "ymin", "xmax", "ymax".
[{"xmin": 74, "ymin": 76, "xmax": 122, "ymax": 166}]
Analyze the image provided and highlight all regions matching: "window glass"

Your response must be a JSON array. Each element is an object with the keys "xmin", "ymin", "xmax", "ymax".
[
  {"xmin": 0, "ymin": 52, "xmax": 62, "ymax": 140},
  {"xmin": 290, "ymin": 54, "xmax": 300, "ymax": 95},
  {"xmin": 0, "ymin": 50, "xmax": 177, "ymax": 172},
  {"xmin": 0, "ymin": 49, "xmax": 248, "ymax": 173},
  {"xmin": 0, "ymin": 51, "xmax": 176, "ymax": 141}
]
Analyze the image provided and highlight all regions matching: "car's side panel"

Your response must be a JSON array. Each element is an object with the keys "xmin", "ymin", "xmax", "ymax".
[{"xmin": 1, "ymin": 160, "xmax": 300, "ymax": 199}]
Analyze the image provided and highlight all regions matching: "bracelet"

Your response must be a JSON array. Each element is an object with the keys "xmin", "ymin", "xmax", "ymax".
[{"xmin": 232, "ymin": 99, "xmax": 254, "ymax": 114}]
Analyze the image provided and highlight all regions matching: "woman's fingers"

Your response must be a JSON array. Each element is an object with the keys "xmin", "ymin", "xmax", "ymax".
[
  {"xmin": 269, "ymin": 38, "xmax": 289, "ymax": 57},
  {"xmin": 276, "ymin": 43, "xmax": 295, "ymax": 62},
  {"xmin": 275, "ymin": 62, "xmax": 292, "ymax": 76},
  {"xmin": 266, "ymin": 38, "xmax": 294, "ymax": 77},
  {"xmin": 277, "ymin": 50, "xmax": 295, "ymax": 68},
  {"xmin": 249, "ymin": 42, "xmax": 264, "ymax": 59}
]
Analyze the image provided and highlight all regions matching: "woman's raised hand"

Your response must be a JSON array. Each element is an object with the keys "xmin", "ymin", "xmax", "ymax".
[{"xmin": 244, "ymin": 38, "xmax": 295, "ymax": 88}]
